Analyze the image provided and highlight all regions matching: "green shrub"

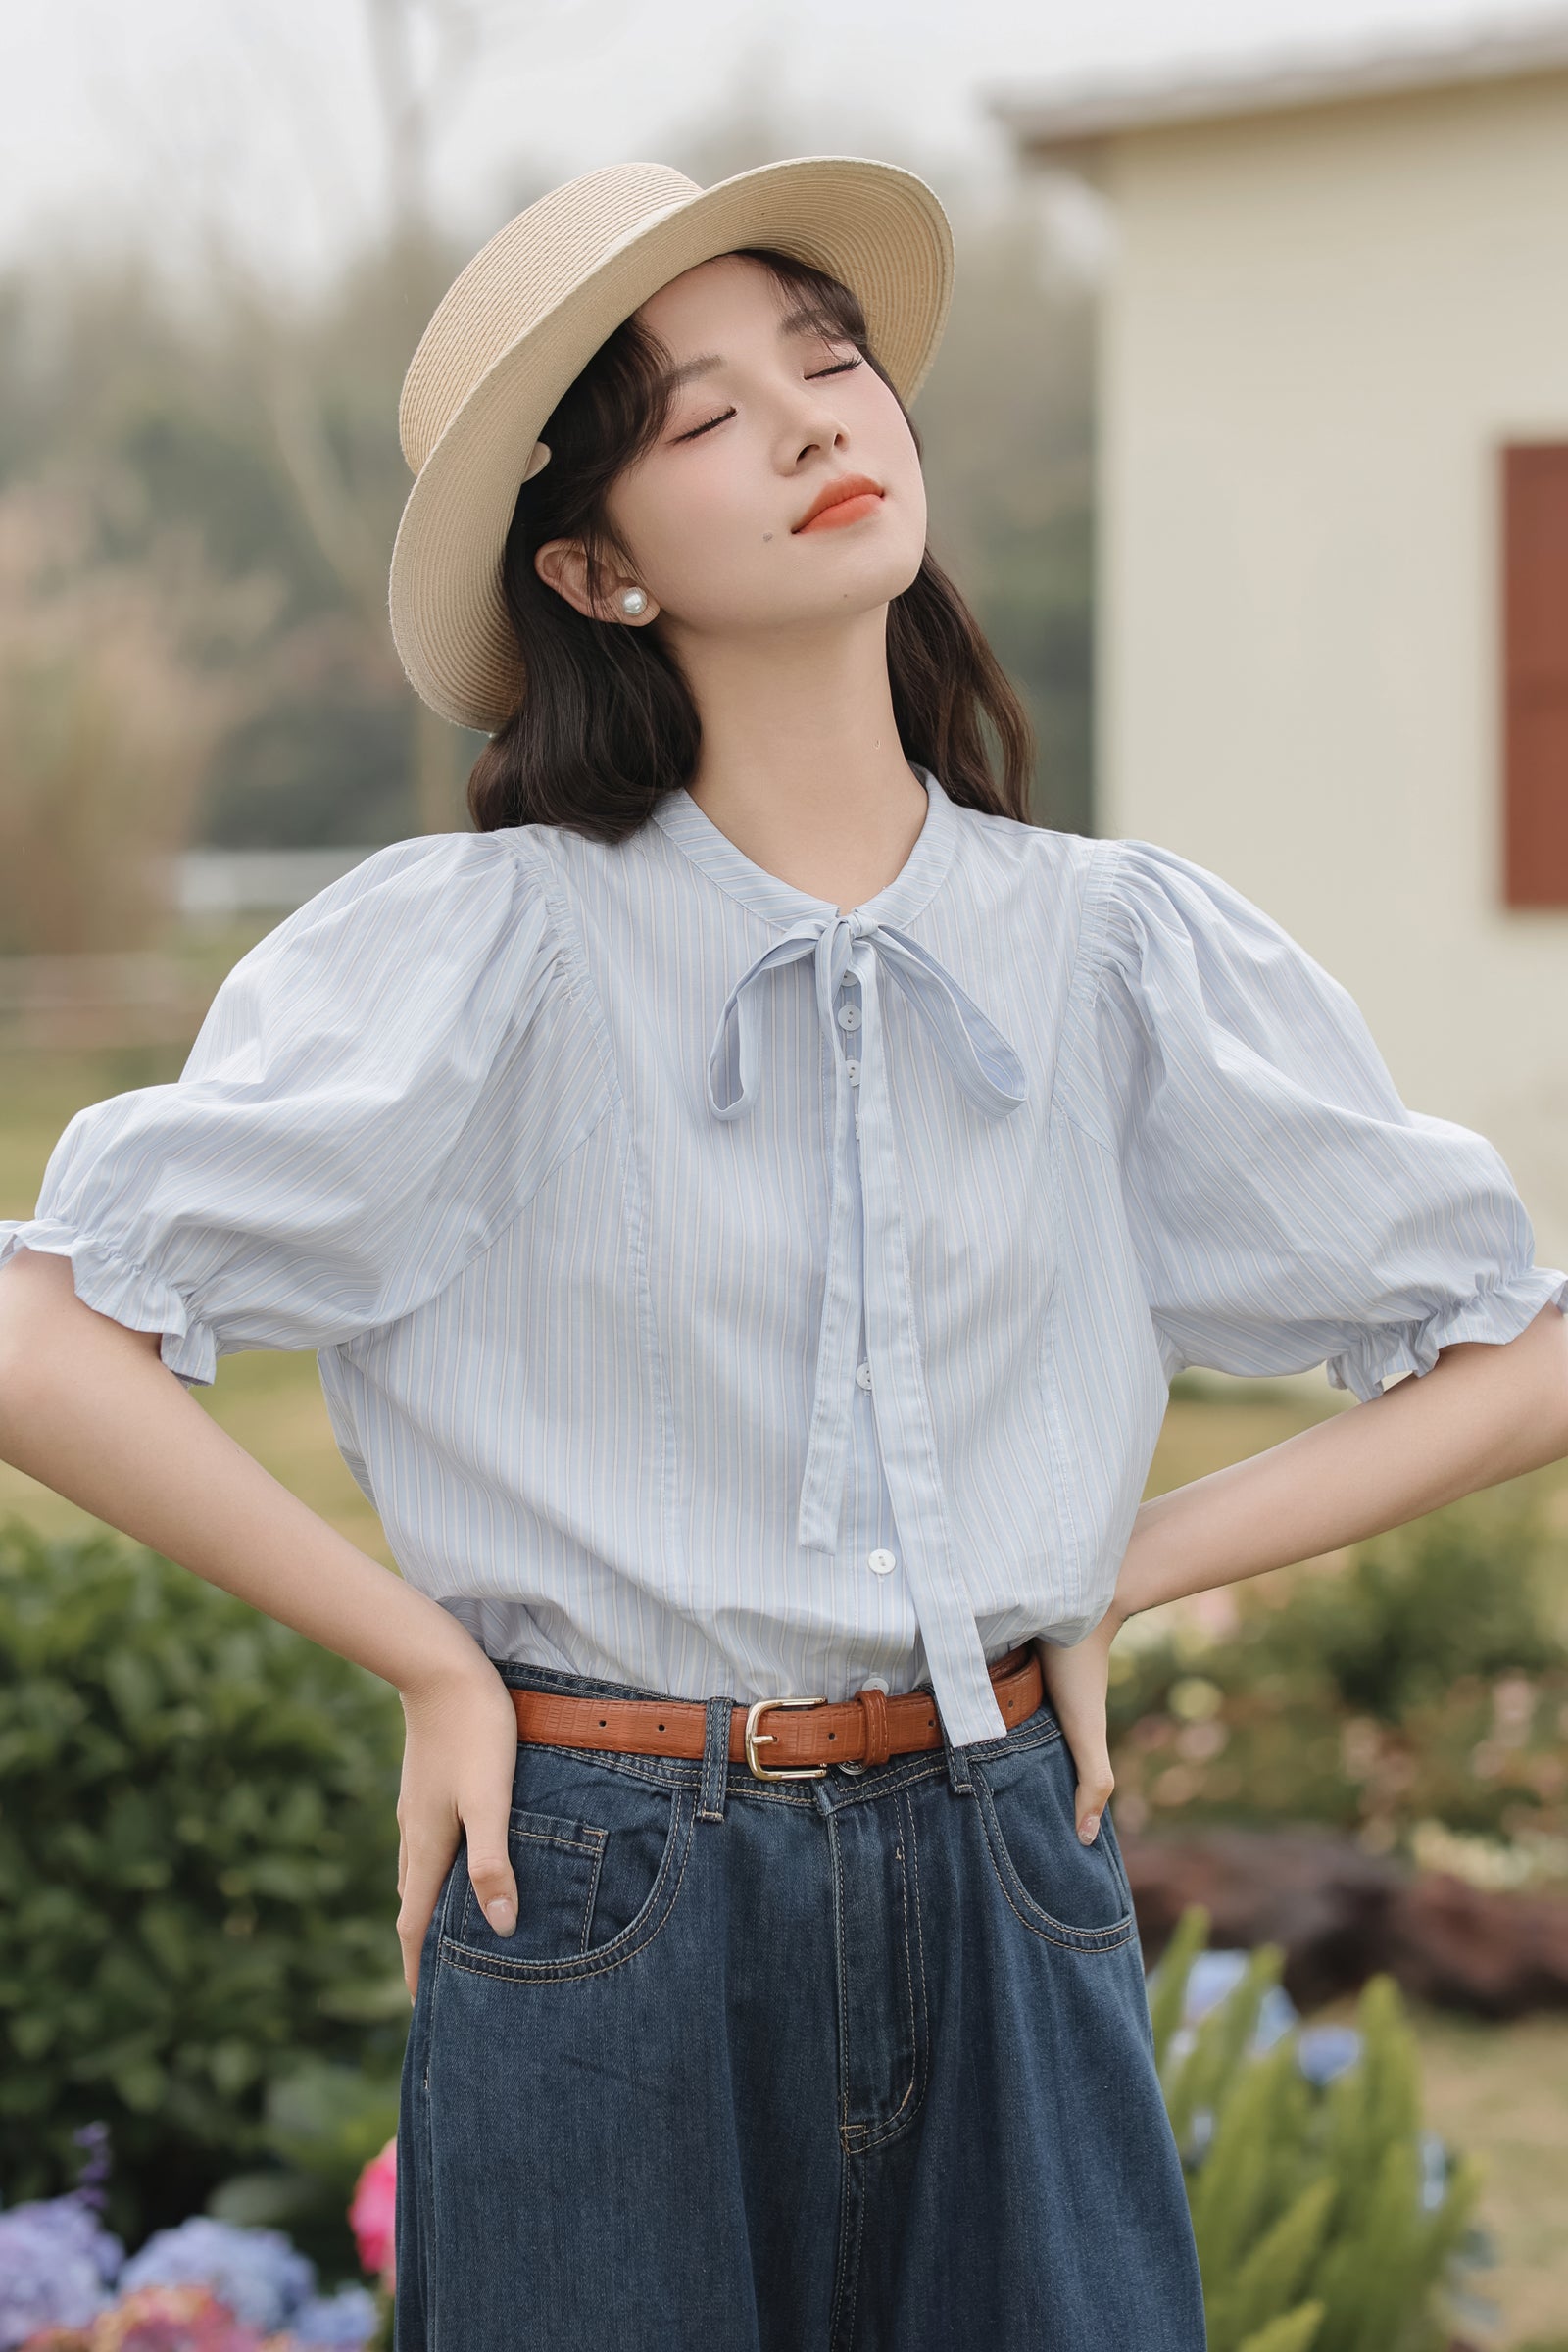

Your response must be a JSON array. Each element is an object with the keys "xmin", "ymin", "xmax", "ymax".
[
  {"xmin": 1154, "ymin": 1910, "xmax": 1484, "ymax": 2352},
  {"xmin": 1241, "ymin": 1493, "xmax": 1564, "ymax": 1722},
  {"xmin": 0, "ymin": 1517, "xmax": 407, "ymax": 2244},
  {"xmin": 1110, "ymin": 1492, "xmax": 1568, "ymax": 1860},
  {"xmin": 207, "ymin": 2055, "xmax": 402, "ymax": 2279}
]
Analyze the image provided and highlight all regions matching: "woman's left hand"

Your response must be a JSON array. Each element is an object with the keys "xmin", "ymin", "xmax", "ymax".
[{"xmin": 1033, "ymin": 1612, "xmax": 1121, "ymax": 1845}]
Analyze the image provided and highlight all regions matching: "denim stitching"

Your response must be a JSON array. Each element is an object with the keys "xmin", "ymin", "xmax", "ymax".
[
  {"xmin": 907, "ymin": 1790, "xmax": 930, "ymax": 2101},
  {"xmin": 969, "ymin": 1771, "xmax": 1136, "ymax": 1953},
  {"xmin": 831, "ymin": 1809, "xmax": 851, "ymax": 2146},
  {"xmin": 578, "ymin": 1832, "xmax": 607, "ymax": 1956},
  {"xmin": 842, "ymin": 1785, "xmax": 926, "ymax": 2152},
  {"xmin": 827, "ymin": 2129, "xmax": 862, "ymax": 2352},
  {"xmin": 418, "ymin": 1858, "xmax": 461, "ymax": 2352},
  {"xmin": 459, "ymin": 1821, "xmax": 605, "ymax": 1945},
  {"xmin": 438, "ymin": 1791, "xmax": 694, "ymax": 1984}
]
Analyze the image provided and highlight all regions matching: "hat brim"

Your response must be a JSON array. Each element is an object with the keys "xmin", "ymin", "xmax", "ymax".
[{"xmin": 387, "ymin": 155, "xmax": 954, "ymax": 732}]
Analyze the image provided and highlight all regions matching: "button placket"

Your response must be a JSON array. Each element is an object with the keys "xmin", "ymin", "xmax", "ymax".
[{"xmin": 698, "ymin": 873, "xmax": 1031, "ymax": 1751}]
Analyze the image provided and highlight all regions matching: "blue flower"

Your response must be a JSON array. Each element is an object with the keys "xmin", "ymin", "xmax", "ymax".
[
  {"xmin": 119, "ymin": 2216, "xmax": 317, "ymax": 2330},
  {"xmin": 1418, "ymin": 2128, "xmax": 1450, "ymax": 2214},
  {"xmin": 1164, "ymin": 1948, "xmax": 1300, "ymax": 2070},
  {"xmin": 1296, "ymin": 2024, "xmax": 1363, "ymax": 2087},
  {"xmin": 292, "ymin": 2284, "xmax": 382, "ymax": 2347},
  {"xmin": 0, "ymin": 2195, "xmax": 124, "ymax": 2352},
  {"xmin": 1182, "ymin": 1949, "xmax": 1250, "ymax": 2019}
]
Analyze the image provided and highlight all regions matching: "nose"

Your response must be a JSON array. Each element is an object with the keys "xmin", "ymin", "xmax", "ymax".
[{"xmin": 784, "ymin": 383, "xmax": 853, "ymax": 466}]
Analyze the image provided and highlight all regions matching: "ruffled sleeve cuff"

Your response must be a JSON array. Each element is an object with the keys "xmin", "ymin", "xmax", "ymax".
[
  {"xmin": 0, "ymin": 1218, "xmax": 219, "ymax": 1388},
  {"xmin": 1325, "ymin": 1265, "xmax": 1568, "ymax": 1402}
]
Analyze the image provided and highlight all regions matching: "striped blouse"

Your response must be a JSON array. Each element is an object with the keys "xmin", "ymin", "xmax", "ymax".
[{"xmin": 5, "ymin": 764, "xmax": 1564, "ymax": 1746}]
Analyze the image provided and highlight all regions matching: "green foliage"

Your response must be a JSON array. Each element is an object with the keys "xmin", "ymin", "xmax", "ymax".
[
  {"xmin": 0, "ymin": 1517, "xmax": 406, "ymax": 2244},
  {"xmin": 1237, "ymin": 2310, "xmax": 1325, "ymax": 2352},
  {"xmin": 208, "ymin": 2058, "xmax": 402, "ymax": 2280},
  {"xmin": 1243, "ymin": 1494, "xmax": 1564, "ymax": 1721},
  {"xmin": 1110, "ymin": 1491, "xmax": 1568, "ymax": 1858},
  {"xmin": 1154, "ymin": 1917, "xmax": 1483, "ymax": 2352}
]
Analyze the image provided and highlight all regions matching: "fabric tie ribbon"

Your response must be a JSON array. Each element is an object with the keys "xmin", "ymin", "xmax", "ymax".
[{"xmin": 704, "ymin": 907, "xmax": 1029, "ymax": 1738}]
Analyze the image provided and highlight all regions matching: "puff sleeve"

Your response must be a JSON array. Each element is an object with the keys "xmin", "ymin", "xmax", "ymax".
[
  {"xmin": 1082, "ymin": 839, "xmax": 1568, "ymax": 1400},
  {"xmin": 0, "ymin": 832, "xmax": 606, "ymax": 1387}
]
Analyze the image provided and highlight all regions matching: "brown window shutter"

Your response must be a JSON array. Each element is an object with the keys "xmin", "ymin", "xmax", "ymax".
[{"xmin": 1503, "ymin": 442, "xmax": 1568, "ymax": 906}]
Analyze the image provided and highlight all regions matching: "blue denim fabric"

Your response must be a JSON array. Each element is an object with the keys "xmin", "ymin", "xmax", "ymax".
[{"xmin": 395, "ymin": 1657, "xmax": 1206, "ymax": 2350}]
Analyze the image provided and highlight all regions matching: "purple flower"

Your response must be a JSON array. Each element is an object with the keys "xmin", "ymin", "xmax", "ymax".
[
  {"xmin": 118, "ymin": 2220, "xmax": 316, "ymax": 2333},
  {"xmin": 291, "ymin": 2285, "xmax": 382, "ymax": 2348},
  {"xmin": 0, "ymin": 2195, "xmax": 124, "ymax": 2351}
]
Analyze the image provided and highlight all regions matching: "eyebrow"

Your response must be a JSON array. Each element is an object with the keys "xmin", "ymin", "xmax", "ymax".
[{"xmin": 656, "ymin": 299, "xmax": 845, "ymax": 395}]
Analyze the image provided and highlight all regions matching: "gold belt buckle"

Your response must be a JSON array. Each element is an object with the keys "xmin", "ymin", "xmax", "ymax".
[{"xmin": 744, "ymin": 1695, "xmax": 831, "ymax": 1781}]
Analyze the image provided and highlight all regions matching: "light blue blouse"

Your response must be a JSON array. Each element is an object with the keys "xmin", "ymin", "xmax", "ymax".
[{"xmin": 4, "ymin": 765, "xmax": 1564, "ymax": 1746}]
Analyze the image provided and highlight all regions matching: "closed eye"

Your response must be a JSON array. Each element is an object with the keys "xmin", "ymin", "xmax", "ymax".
[{"xmin": 674, "ymin": 355, "xmax": 863, "ymax": 444}]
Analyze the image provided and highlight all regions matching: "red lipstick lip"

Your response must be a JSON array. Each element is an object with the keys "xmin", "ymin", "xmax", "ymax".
[{"xmin": 791, "ymin": 473, "xmax": 885, "ymax": 532}]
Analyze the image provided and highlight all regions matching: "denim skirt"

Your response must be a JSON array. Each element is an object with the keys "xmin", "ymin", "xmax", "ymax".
[{"xmin": 394, "ymin": 1655, "xmax": 1206, "ymax": 2351}]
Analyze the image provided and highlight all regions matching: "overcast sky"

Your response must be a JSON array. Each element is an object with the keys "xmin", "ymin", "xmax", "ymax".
[{"xmin": 6, "ymin": 0, "xmax": 1565, "ymax": 290}]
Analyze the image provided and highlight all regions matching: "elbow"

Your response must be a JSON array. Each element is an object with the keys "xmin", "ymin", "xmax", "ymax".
[
  {"xmin": 1546, "ymin": 1314, "xmax": 1568, "ymax": 1462},
  {"xmin": 1431, "ymin": 1301, "xmax": 1568, "ymax": 1474},
  {"xmin": 1508, "ymin": 1301, "xmax": 1568, "ymax": 1466},
  {"xmin": 0, "ymin": 1250, "xmax": 65, "ymax": 1446}
]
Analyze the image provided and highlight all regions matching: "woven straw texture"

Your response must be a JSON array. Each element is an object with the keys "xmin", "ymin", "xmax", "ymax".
[{"xmin": 387, "ymin": 155, "xmax": 954, "ymax": 731}]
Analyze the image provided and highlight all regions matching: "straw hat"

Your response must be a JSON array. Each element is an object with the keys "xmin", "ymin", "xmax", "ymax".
[{"xmin": 387, "ymin": 156, "xmax": 955, "ymax": 731}]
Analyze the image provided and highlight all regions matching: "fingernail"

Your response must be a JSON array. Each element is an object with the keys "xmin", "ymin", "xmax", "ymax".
[
  {"xmin": 1079, "ymin": 1816, "xmax": 1100, "ymax": 1844},
  {"xmin": 485, "ymin": 1899, "xmax": 515, "ymax": 1934}
]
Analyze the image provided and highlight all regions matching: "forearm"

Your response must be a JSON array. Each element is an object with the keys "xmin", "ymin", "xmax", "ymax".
[
  {"xmin": 0, "ymin": 1251, "xmax": 488, "ymax": 1699},
  {"xmin": 1115, "ymin": 1302, "xmax": 1568, "ymax": 1622}
]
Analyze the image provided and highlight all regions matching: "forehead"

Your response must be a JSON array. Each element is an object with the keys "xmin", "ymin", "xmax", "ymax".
[{"xmin": 633, "ymin": 253, "xmax": 798, "ymax": 347}]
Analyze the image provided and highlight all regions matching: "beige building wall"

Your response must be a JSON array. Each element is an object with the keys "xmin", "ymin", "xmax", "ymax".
[{"xmin": 1097, "ymin": 70, "xmax": 1568, "ymax": 1263}]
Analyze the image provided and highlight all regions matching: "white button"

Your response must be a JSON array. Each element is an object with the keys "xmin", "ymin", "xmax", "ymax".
[
  {"xmin": 845, "ymin": 1058, "xmax": 860, "ymax": 1086},
  {"xmin": 859, "ymin": 1674, "xmax": 891, "ymax": 1694},
  {"xmin": 837, "ymin": 1004, "xmax": 861, "ymax": 1031},
  {"xmin": 867, "ymin": 1547, "xmax": 897, "ymax": 1576},
  {"xmin": 856, "ymin": 1361, "xmax": 873, "ymax": 1391}
]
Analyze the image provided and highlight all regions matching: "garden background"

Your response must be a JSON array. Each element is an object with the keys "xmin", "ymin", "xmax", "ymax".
[{"xmin": 3, "ymin": 2, "xmax": 1567, "ymax": 2346}]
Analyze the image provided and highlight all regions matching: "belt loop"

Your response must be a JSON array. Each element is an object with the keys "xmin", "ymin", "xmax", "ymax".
[
  {"xmin": 941, "ymin": 1709, "xmax": 975, "ymax": 1796},
  {"xmin": 697, "ymin": 1693, "xmax": 732, "ymax": 1822}
]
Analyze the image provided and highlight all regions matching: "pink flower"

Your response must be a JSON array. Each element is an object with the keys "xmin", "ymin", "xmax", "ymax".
[
  {"xmin": 24, "ymin": 2287, "xmax": 269, "ymax": 2352},
  {"xmin": 348, "ymin": 2142, "xmax": 396, "ymax": 2291}
]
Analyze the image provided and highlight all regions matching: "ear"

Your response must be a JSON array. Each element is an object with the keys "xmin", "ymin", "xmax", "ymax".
[{"xmin": 533, "ymin": 539, "xmax": 659, "ymax": 625}]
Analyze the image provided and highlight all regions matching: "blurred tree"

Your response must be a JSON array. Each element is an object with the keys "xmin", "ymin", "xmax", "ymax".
[
  {"xmin": 0, "ymin": 473, "xmax": 272, "ymax": 955},
  {"xmin": 0, "ymin": 35, "xmax": 1095, "ymax": 858}
]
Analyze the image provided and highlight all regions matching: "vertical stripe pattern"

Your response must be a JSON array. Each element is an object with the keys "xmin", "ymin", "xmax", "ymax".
[{"xmin": 4, "ymin": 768, "xmax": 1564, "ymax": 1748}]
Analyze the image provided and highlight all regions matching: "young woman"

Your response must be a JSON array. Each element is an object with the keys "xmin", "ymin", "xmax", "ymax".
[{"xmin": 2, "ymin": 157, "xmax": 1566, "ymax": 2351}]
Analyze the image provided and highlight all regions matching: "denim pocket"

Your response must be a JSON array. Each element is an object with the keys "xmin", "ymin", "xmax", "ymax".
[
  {"xmin": 440, "ymin": 1760, "xmax": 693, "ymax": 1983},
  {"xmin": 971, "ymin": 1730, "xmax": 1137, "ymax": 1953},
  {"xmin": 455, "ymin": 1810, "xmax": 607, "ymax": 1962}
]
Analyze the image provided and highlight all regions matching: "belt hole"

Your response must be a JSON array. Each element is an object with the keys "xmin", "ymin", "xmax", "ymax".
[
  {"xmin": 598, "ymin": 1718, "xmax": 607, "ymax": 1726},
  {"xmin": 829, "ymin": 1731, "xmax": 836, "ymax": 1740}
]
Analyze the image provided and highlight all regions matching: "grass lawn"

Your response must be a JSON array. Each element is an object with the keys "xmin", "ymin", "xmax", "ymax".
[{"xmin": 4, "ymin": 1032, "xmax": 1567, "ymax": 2342}]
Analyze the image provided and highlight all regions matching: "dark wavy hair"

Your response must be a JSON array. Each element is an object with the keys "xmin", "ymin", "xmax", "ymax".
[{"xmin": 466, "ymin": 247, "xmax": 1036, "ymax": 841}]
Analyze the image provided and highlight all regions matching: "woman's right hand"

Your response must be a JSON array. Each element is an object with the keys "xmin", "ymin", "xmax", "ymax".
[{"xmin": 396, "ymin": 1658, "xmax": 522, "ymax": 2000}]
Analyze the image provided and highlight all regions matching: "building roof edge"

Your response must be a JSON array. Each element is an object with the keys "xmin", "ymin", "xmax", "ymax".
[{"xmin": 987, "ymin": 13, "xmax": 1568, "ymax": 153}]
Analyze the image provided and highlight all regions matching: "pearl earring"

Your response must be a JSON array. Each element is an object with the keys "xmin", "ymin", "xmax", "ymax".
[{"xmin": 618, "ymin": 586, "xmax": 649, "ymax": 617}]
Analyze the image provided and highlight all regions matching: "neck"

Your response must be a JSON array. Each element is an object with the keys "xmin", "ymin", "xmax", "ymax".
[{"xmin": 672, "ymin": 606, "xmax": 927, "ymax": 910}]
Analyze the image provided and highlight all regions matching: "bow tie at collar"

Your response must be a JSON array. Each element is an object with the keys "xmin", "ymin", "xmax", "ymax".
[
  {"xmin": 707, "ymin": 908, "xmax": 1030, "ymax": 1126},
  {"xmin": 705, "ymin": 907, "xmax": 1029, "ymax": 1558}
]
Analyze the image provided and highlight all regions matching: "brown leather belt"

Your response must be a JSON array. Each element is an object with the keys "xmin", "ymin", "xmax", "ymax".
[{"xmin": 510, "ymin": 1641, "xmax": 1045, "ymax": 1780}]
